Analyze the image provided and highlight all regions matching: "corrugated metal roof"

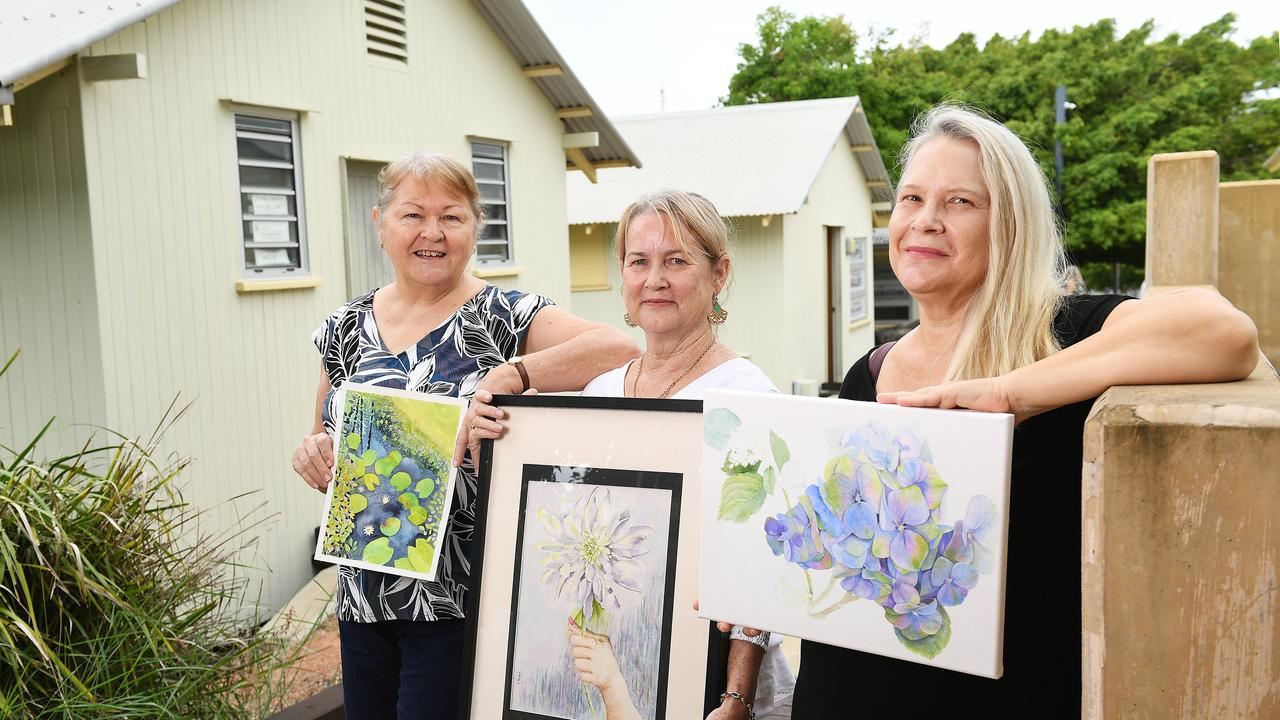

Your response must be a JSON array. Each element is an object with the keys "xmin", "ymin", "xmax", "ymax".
[
  {"xmin": 0, "ymin": 0, "xmax": 180, "ymax": 86},
  {"xmin": 0, "ymin": 0, "xmax": 641, "ymax": 171},
  {"xmin": 567, "ymin": 97, "xmax": 892, "ymax": 225},
  {"xmin": 468, "ymin": 0, "xmax": 640, "ymax": 169}
]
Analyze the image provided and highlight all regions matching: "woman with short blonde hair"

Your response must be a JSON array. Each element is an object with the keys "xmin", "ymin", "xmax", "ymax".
[{"xmin": 291, "ymin": 151, "xmax": 638, "ymax": 719}]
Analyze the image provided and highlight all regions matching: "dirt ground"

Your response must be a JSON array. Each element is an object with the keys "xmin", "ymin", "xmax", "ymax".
[{"xmin": 265, "ymin": 614, "xmax": 343, "ymax": 712}]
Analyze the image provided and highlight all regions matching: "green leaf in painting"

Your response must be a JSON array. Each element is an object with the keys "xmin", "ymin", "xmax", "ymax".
[
  {"xmin": 892, "ymin": 605, "xmax": 952, "ymax": 659},
  {"xmin": 380, "ymin": 517, "xmax": 401, "ymax": 537},
  {"xmin": 704, "ymin": 408, "xmax": 741, "ymax": 450},
  {"xmin": 718, "ymin": 472, "xmax": 767, "ymax": 522},
  {"xmin": 763, "ymin": 466, "xmax": 776, "ymax": 495},
  {"xmin": 346, "ymin": 432, "xmax": 360, "ymax": 450},
  {"xmin": 415, "ymin": 478, "xmax": 435, "ymax": 499},
  {"xmin": 360, "ymin": 449, "xmax": 377, "ymax": 466},
  {"xmin": 408, "ymin": 505, "xmax": 428, "ymax": 527},
  {"xmin": 375, "ymin": 451, "xmax": 403, "ymax": 477},
  {"xmin": 770, "ymin": 430, "xmax": 791, "ymax": 469},
  {"xmin": 390, "ymin": 471, "xmax": 412, "ymax": 491},
  {"xmin": 361, "ymin": 473, "xmax": 380, "ymax": 492},
  {"xmin": 348, "ymin": 493, "xmax": 368, "ymax": 514},
  {"xmin": 398, "ymin": 492, "xmax": 419, "ymax": 508},
  {"xmin": 406, "ymin": 539, "xmax": 434, "ymax": 573},
  {"xmin": 362, "ymin": 537, "xmax": 393, "ymax": 565},
  {"xmin": 394, "ymin": 558, "xmax": 416, "ymax": 571}
]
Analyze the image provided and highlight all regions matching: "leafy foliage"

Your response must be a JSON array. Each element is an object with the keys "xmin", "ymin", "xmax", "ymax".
[
  {"xmin": 726, "ymin": 8, "xmax": 1280, "ymax": 277},
  {"xmin": 0, "ymin": 351, "xmax": 296, "ymax": 718}
]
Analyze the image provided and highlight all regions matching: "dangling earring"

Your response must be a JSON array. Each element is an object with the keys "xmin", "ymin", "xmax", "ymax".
[
  {"xmin": 708, "ymin": 296, "xmax": 728, "ymax": 325},
  {"xmin": 623, "ymin": 312, "xmax": 638, "ymax": 327}
]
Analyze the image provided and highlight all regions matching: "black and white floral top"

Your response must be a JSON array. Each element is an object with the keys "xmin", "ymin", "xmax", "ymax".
[{"xmin": 312, "ymin": 284, "xmax": 553, "ymax": 622}]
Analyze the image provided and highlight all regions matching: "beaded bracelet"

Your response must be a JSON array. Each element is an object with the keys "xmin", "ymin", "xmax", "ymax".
[{"xmin": 719, "ymin": 690, "xmax": 755, "ymax": 720}]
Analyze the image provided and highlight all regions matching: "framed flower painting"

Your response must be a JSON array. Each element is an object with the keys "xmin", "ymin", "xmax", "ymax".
[
  {"xmin": 464, "ymin": 395, "xmax": 727, "ymax": 720},
  {"xmin": 313, "ymin": 383, "xmax": 466, "ymax": 582},
  {"xmin": 699, "ymin": 389, "xmax": 1014, "ymax": 678}
]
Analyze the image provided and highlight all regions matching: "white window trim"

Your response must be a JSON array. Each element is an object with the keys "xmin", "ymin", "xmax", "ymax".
[
  {"xmin": 231, "ymin": 104, "xmax": 311, "ymax": 279},
  {"xmin": 470, "ymin": 139, "xmax": 513, "ymax": 267}
]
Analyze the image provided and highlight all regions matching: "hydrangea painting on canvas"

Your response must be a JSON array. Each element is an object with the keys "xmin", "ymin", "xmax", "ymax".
[{"xmin": 699, "ymin": 389, "xmax": 1013, "ymax": 678}]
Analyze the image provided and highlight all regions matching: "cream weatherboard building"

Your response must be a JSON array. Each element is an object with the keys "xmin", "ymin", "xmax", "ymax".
[
  {"xmin": 0, "ymin": 0, "xmax": 638, "ymax": 613},
  {"xmin": 567, "ymin": 98, "xmax": 893, "ymax": 393}
]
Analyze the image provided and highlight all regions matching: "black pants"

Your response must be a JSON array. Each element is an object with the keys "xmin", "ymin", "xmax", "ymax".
[{"xmin": 338, "ymin": 618, "xmax": 466, "ymax": 720}]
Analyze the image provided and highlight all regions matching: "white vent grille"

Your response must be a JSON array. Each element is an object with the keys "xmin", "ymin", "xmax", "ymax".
[{"xmin": 364, "ymin": 0, "xmax": 407, "ymax": 63}]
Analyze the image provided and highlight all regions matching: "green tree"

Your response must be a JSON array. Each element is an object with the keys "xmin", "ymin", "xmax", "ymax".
[{"xmin": 725, "ymin": 8, "xmax": 1280, "ymax": 285}]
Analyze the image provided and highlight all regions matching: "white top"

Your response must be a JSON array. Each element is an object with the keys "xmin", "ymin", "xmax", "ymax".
[
  {"xmin": 582, "ymin": 356, "xmax": 795, "ymax": 718},
  {"xmin": 582, "ymin": 357, "xmax": 778, "ymax": 400}
]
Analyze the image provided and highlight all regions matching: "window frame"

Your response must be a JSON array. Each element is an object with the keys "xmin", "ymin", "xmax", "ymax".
[
  {"xmin": 232, "ymin": 105, "xmax": 310, "ymax": 279},
  {"xmin": 470, "ymin": 139, "xmax": 513, "ymax": 267}
]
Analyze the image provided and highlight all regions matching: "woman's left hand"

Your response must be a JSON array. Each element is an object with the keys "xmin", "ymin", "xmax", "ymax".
[
  {"xmin": 453, "ymin": 365, "xmax": 537, "ymax": 468},
  {"xmin": 877, "ymin": 375, "xmax": 1031, "ymax": 423}
]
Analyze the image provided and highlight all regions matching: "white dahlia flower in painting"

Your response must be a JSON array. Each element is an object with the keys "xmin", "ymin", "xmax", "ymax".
[{"xmin": 535, "ymin": 487, "xmax": 654, "ymax": 623}]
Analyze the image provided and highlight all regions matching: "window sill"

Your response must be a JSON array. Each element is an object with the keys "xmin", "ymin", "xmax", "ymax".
[
  {"xmin": 235, "ymin": 276, "xmax": 323, "ymax": 293},
  {"xmin": 571, "ymin": 283, "xmax": 612, "ymax": 292},
  {"xmin": 473, "ymin": 266, "xmax": 522, "ymax": 279}
]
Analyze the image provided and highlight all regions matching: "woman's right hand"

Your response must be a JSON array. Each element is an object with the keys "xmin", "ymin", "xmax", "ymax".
[{"xmin": 292, "ymin": 432, "xmax": 334, "ymax": 492}]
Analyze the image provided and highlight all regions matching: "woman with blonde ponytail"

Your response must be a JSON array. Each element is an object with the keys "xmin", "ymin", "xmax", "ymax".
[{"xmin": 791, "ymin": 105, "xmax": 1258, "ymax": 714}]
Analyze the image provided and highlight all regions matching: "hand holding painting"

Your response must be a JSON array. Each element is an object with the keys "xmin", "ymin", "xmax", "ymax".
[
  {"xmin": 292, "ymin": 430, "xmax": 335, "ymax": 491},
  {"xmin": 567, "ymin": 619, "xmax": 642, "ymax": 720}
]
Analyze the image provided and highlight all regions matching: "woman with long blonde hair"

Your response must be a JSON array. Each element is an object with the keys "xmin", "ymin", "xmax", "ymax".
[{"xmin": 790, "ymin": 104, "xmax": 1257, "ymax": 713}]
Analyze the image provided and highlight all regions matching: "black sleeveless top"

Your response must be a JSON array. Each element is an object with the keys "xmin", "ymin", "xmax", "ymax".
[{"xmin": 792, "ymin": 294, "xmax": 1131, "ymax": 717}]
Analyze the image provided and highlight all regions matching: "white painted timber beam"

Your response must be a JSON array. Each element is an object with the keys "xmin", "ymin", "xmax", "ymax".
[
  {"xmin": 81, "ymin": 53, "xmax": 147, "ymax": 82},
  {"xmin": 562, "ymin": 132, "xmax": 599, "ymax": 150}
]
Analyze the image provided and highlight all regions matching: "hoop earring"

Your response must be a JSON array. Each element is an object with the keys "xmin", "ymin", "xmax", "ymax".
[
  {"xmin": 623, "ymin": 313, "xmax": 638, "ymax": 328},
  {"xmin": 708, "ymin": 297, "xmax": 728, "ymax": 325}
]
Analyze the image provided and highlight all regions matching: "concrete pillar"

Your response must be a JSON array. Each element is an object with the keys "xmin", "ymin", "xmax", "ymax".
[
  {"xmin": 1082, "ymin": 367, "xmax": 1280, "ymax": 719},
  {"xmin": 1219, "ymin": 181, "xmax": 1279, "ymax": 368},
  {"xmin": 1146, "ymin": 151, "xmax": 1220, "ymax": 287}
]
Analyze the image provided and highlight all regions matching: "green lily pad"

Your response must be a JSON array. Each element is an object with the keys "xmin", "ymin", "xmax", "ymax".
[
  {"xmin": 380, "ymin": 517, "xmax": 401, "ymax": 536},
  {"xmin": 362, "ymin": 537, "xmax": 393, "ymax": 565},
  {"xmin": 415, "ymin": 478, "xmax": 435, "ymax": 499},
  {"xmin": 348, "ymin": 493, "xmax": 368, "ymax": 514},
  {"xmin": 360, "ymin": 449, "xmax": 377, "ymax": 466},
  {"xmin": 390, "ymin": 471, "xmax": 412, "ymax": 491},
  {"xmin": 398, "ymin": 492, "xmax": 419, "ymax": 507},
  {"xmin": 346, "ymin": 432, "xmax": 360, "ymax": 450},
  {"xmin": 406, "ymin": 539, "xmax": 433, "ymax": 573},
  {"xmin": 375, "ymin": 451, "xmax": 403, "ymax": 477},
  {"xmin": 408, "ymin": 505, "xmax": 428, "ymax": 526},
  {"xmin": 362, "ymin": 473, "xmax": 380, "ymax": 491}
]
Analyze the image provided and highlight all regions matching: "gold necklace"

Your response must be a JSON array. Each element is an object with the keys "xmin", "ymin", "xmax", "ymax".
[{"xmin": 631, "ymin": 336, "xmax": 716, "ymax": 399}]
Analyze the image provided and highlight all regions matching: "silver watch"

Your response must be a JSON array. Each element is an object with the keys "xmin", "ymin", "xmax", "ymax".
[{"xmin": 729, "ymin": 625, "xmax": 770, "ymax": 649}]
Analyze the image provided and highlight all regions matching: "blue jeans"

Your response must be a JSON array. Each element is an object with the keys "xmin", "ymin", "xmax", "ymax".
[{"xmin": 338, "ymin": 618, "xmax": 465, "ymax": 720}]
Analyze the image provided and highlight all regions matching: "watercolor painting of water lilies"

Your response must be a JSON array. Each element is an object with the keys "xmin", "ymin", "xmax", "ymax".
[
  {"xmin": 314, "ymin": 383, "xmax": 465, "ymax": 582},
  {"xmin": 506, "ymin": 464, "xmax": 680, "ymax": 720},
  {"xmin": 699, "ymin": 389, "xmax": 1014, "ymax": 678}
]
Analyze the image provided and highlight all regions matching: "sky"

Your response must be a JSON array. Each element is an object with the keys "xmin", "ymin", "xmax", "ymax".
[{"xmin": 523, "ymin": 0, "xmax": 1280, "ymax": 118}]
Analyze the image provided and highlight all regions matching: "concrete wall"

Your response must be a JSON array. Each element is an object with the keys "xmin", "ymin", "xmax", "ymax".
[
  {"xmin": 0, "ymin": 66, "xmax": 107, "ymax": 452},
  {"xmin": 1219, "ymin": 181, "xmax": 1279, "ymax": 368},
  {"xmin": 1083, "ymin": 150, "xmax": 1280, "ymax": 718},
  {"xmin": 1082, "ymin": 367, "xmax": 1280, "ymax": 719},
  {"xmin": 50, "ymin": 0, "xmax": 573, "ymax": 613}
]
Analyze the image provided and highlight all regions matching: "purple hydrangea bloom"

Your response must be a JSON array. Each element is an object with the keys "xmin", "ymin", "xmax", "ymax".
[
  {"xmin": 885, "ymin": 582, "xmax": 944, "ymax": 640},
  {"xmin": 763, "ymin": 499, "xmax": 832, "ymax": 570},
  {"xmin": 872, "ymin": 485, "xmax": 941, "ymax": 572},
  {"xmin": 929, "ymin": 556, "xmax": 979, "ymax": 606}
]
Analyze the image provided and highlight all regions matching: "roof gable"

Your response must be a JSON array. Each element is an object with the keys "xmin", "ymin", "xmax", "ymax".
[{"xmin": 567, "ymin": 97, "xmax": 891, "ymax": 225}]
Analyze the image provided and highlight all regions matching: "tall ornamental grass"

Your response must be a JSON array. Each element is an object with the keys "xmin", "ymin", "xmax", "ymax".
[{"xmin": 0, "ymin": 351, "xmax": 295, "ymax": 718}]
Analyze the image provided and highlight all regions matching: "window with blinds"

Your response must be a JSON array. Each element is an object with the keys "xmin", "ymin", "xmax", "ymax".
[
  {"xmin": 234, "ymin": 112, "xmax": 308, "ymax": 276},
  {"xmin": 364, "ymin": 0, "xmax": 408, "ymax": 63},
  {"xmin": 472, "ymin": 141, "xmax": 512, "ymax": 265}
]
